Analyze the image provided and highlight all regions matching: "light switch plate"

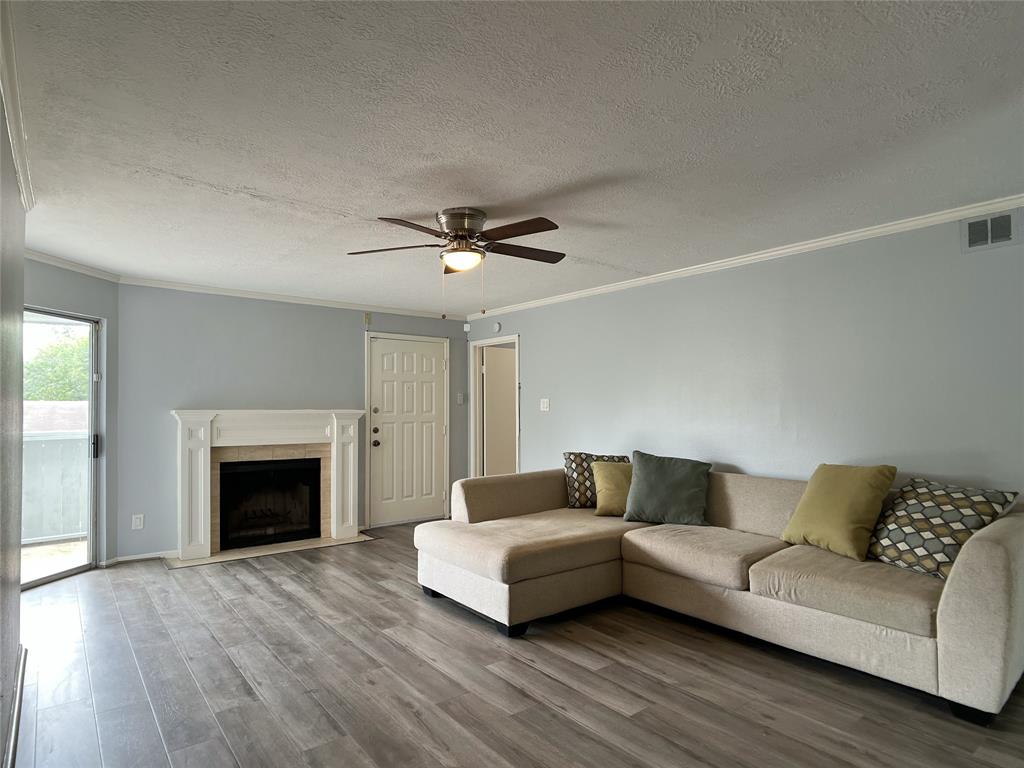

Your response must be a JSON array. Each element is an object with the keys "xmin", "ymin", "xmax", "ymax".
[
  {"xmin": 540, "ymin": 398, "xmax": 550, "ymax": 412},
  {"xmin": 132, "ymin": 514, "xmax": 144, "ymax": 530},
  {"xmin": 456, "ymin": 392, "xmax": 464, "ymax": 405}
]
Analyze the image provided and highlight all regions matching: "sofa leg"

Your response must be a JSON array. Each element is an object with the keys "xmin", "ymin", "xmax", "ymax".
[
  {"xmin": 948, "ymin": 701, "xmax": 996, "ymax": 726},
  {"xmin": 497, "ymin": 621, "xmax": 529, "ymax": 638},
  {"xmin": 421, "ymin": 585, "xmax": 442, "ymax": 598}
]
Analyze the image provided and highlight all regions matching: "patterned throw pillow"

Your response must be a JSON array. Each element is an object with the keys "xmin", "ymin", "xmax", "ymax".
[
  {"xmin": 563, "ymin": 452, "xmax": 630, "ymax": 508},
  {"xmin": 868, "ymin": 478, "xmax": 1018, "ymax": 579}
]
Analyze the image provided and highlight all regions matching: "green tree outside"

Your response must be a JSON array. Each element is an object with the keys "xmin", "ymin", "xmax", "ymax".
[{"xmin": 24, "ymin": 335, "xmax": 90, "ymax": 401}]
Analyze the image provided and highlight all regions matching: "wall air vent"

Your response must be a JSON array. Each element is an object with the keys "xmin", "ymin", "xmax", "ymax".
[{"xmin": 961, "ymin": 208, "xmax": 1019, "ymax": 254}]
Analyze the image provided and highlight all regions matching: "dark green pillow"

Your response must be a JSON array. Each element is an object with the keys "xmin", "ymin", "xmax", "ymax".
[{"xmin": 624, "ymin": 451, "xmax": 712, "ymax": 524}]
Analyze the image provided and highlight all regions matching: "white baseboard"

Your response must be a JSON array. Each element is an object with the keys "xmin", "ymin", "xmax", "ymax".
[{"xmin": 98, "ymin": 550, "xmax": 177, "ymax": 567}]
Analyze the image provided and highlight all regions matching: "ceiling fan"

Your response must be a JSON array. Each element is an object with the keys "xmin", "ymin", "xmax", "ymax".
[{"xmin": 348, "ymin": 207, "xmax": 565, "ymax": 274}]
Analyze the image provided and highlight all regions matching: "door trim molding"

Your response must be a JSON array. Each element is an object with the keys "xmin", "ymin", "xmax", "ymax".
[
  {"xmin": 364, "ymin": 331, "xmax": 451, "ymax": 529},
  {"xmin": 468, "ymin": 335, "xmax": 520, "ymax": 478}
]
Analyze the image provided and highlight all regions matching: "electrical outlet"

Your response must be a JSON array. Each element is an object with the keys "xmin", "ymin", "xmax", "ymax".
[
  {"xmin": 132, "ymin": 514, "xmax": 144, "ymax": 530},
  {"xmin": 540, "ymin": 398, "xmax": 550, "ymax": 412}
]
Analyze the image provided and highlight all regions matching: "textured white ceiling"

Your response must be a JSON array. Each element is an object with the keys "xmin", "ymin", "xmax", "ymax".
[{"xmin": 13, "ymin": 1, "xmax": 1024, "ymax": 316}]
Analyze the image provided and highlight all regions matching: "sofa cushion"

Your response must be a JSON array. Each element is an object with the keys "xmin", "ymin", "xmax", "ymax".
[
  {"xmin": 749, "ymin": 545, "xmax": 945, "ymax": 637},
  {"xmin": 705, "ymin": 472, "xmax": 807, "ymax": 538},
  {"xmin": 622, "ymin": 525, "xmax": 789, "ymax": 590},
  {"xmin": 414, "ymin": 508, "xmax": 648, "ymax": 584}
]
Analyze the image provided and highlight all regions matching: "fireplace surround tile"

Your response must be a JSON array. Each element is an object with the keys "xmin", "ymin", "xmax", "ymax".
[
  {"xmin": 211, "ymin": 443, "xmax": 331, "ymax": 555},
  {"xmin": 237, "ymin": 445, "xmax": 274, "ymax": 462}
]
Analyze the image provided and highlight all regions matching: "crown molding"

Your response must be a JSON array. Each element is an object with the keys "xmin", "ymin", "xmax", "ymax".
[
  {"xmin": 116, "ymin": 275, "xmax": 464, "ymax": 320},
  {"xmin": 0, "ymin": 1, "xmax": 35, "ymax": 212},
  {"xmin": 468, "ymin": 194, "xmax": 1024, "ymax": 320},
  {"xmin": 25, "ymin": 193, "xmax": 1022, "ymax": 326},
  {"xmin": 25, "ymin": 249, "xmax": 121, "ymax": 282},
  {"xmin": 24, "ymin": 249, "xmax": 464, "ymax": 320}
]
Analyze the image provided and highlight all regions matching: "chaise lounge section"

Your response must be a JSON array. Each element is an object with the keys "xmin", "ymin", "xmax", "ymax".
[
  {"xmin": 414, "ymin": 468, "xmax": 1024, "ymax": 721},
  {"xmin": 415, "ymin": 469, "xmax": 647, "ymax": 635}
]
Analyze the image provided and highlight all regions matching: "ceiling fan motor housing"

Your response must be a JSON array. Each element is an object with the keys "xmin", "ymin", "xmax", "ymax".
[{"xmin": 436, "ymin": 207, "xmax": 487, "ymax": 237}]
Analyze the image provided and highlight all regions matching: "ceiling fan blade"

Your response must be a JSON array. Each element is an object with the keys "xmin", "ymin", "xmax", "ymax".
[
  {"xmin": 347, "ymin": 244, "xmax": 440, "ymax": 255},
  {"xmin": 478, "ymin": 217, "xmax": 558, "ymax": 241},
  {"xmin": 379, "ymin": 217, "xmax": 445, "ymax": 238},
  {"xmin": 484, "ymin": 241, "xmax": 565, "ymax": 264}
]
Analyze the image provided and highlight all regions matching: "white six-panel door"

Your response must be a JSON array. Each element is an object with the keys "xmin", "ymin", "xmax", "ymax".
[{"xmin": 368, "ymin": 336, "xmax": 446, "ymax": 526}]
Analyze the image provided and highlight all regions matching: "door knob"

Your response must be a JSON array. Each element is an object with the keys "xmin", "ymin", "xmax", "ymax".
[
  {"xmin": 372, "ymin": 427, "xmax": 379, "ymax": 434},
  {"xmin": 372, "ymin": 439, "xmax": 381, "ymax": 447}
]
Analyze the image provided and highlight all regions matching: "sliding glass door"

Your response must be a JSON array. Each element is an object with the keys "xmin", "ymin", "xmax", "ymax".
[{"xmin": 21, "ymin": 309, "xmax": 97, "ymax": 587}]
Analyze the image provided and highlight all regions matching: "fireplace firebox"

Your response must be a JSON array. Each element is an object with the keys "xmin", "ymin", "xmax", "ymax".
[{"xmin": 219, "ymin": 458, "xmax": 321, "ymax": 551}]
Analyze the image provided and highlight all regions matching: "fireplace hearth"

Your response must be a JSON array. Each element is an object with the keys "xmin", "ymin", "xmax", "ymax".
[{"xmin": 220, "ymin": 457, "xmax": 321, "ymax": 551}]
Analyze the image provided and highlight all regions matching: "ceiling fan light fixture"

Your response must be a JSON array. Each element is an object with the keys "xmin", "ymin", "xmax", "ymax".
[{"xmin": 440, "ymin": 244, "xmax": 484, "ymax": 272}]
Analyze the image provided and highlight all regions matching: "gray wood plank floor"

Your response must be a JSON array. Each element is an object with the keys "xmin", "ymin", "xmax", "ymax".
[{"xmin": 17, "ymin": 523, "xmax": 1024, "ymax": 768}]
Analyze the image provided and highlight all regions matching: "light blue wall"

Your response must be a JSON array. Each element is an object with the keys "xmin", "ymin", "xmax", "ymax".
[
  {"xmin": 21, "ymin": 264, "xmax": 468, "ymax": 559},
  {"xmin": 470, "ymin": 221, "xmax": 1024, "ymax": 491},
  {"xmin": 25, "ymin": 215, "xmax": 1024, "ymax": 559},
  {"xmin": 116, "ymin": 285, "xmax": 468, "ymax": 557},
  {"xmin": 24, "ymin": 259, "xmax": 119, "ymax": 562}
]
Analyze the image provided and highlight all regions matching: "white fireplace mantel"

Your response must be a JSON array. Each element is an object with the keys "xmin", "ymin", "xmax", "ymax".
[{"xmin": 171, "ymin": 409, "xmax": 364, "ymax": 560}]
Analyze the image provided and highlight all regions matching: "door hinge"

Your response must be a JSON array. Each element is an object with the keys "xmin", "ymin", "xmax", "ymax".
[
  {"xmin": 90, "ymin": 434, "xmax": 101, "ymax": 459},
  {"xmin": 92, "ymin": 372, "xmax": 102, "ymax": 383},
  {"xmin": 442, "ymin": 359, "xmax": 448, "ymax": 372}
]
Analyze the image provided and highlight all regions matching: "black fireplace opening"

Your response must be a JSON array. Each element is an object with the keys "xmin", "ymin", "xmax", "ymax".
[{"xmin": 220, "ymin": 458, "xmax": 321, "ymax": 551}]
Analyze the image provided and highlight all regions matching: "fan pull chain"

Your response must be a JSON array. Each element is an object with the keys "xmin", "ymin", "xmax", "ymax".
[
  {"xmin": 479, "ymin": 256, "xmax": 486, "ymax": 315},
  {"xmin": 440, "ymin": 259, "xmax": 447, "ymax": 320}
]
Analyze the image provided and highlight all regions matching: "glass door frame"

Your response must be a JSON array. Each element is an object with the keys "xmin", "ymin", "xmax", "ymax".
[{"xmin": 21, "ymin": 306, "xmax": 101, "ymax": 590}]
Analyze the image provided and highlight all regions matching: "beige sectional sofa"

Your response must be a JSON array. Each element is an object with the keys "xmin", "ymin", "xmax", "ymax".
[{"xmin": 414, "ymin": 468, "xmax": 1024, "ymax": 723}]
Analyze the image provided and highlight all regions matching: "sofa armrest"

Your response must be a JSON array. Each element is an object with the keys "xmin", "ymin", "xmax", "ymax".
[
  {"xmin": 450, "ymin": 469, "xmax": 569, "ymax": 523},
  {"xmin": 937, "ymin": 509, "xmax": 1024, "ymax": 713}
]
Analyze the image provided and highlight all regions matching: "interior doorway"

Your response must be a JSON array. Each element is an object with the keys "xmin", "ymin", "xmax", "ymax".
[
  {"xmin": 469, "ymin": 335, "xmax": 520, "ymax": 477},
  {"xmin": 21, "ymin": 309, "xmax": 98, "ymax": 587}
]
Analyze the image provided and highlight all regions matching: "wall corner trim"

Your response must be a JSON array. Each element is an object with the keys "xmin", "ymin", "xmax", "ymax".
[
  {"xmin": 468, "ymin": 193, "xmax": 1024, "ymax": 320},
  {"xmin": 0, "ymin": 0, "xmax": 35, "ymax": 212}
]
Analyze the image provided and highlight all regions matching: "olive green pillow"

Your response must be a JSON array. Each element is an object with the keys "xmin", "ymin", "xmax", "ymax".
[
  {"xmin": 593, "ymin": 462, "xmax": 633, "ymax": 516},
  {"xmin": 782, "ymin": 463, "xmax": 898, "ymax": 560}
]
